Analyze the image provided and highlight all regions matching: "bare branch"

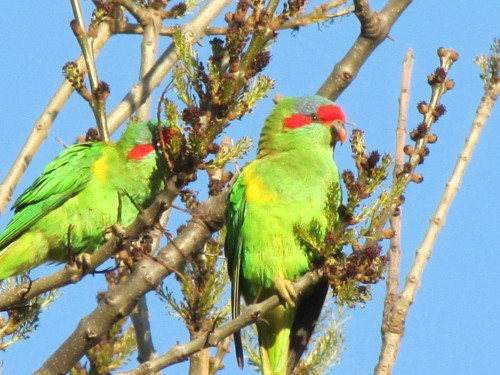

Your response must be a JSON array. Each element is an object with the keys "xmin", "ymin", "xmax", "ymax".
[
  {"xmin": 130, "ymin": 212, "xmax": 173, "ymax": 372},
  {"xmin": 353, "ymin": 0, "xmax": 380, "ymax": 38},
  {"xmin": 136, "ymin": 8, "xmax": 162, "ymax": 121},
  {"xmin": 374, "ymin": 79, "xmax": 500, "ymax": 375},
  {"xmin": 70, "ymin": 0, "xmax": 110, "ymax": 141},
  {"xmin": 130, "ymin": 297, "xmax": 157, "ymax": 364},
  {"xmin": 208, "ymin": 336, "xmax": 232, "ymax": 375},
  {"xmin": 118, "ymin": 1, "xmax": 352, "ymax": 37},
  {"xmin": 119, "ymin": 23, "xmax": 226, "ymax": 37},
  {"xmin": 117, "ymin": 0, "xmax": 152, "ymax": 24},
  {"xmin": 384, "ymin": 49, "xmax": 413, "ymax": 320},
  {"xmin": 317, "ymin": 0, "xmax": 412, "ymax": 100}
]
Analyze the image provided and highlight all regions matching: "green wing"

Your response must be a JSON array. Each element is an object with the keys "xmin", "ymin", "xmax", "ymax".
[
  {"xmin": 0, "ymin": 142, "xmax": 103, "ymax": 249},
  {"xmin": 224, "ymin": 173, "xmax": 247, "ymax": 368}
]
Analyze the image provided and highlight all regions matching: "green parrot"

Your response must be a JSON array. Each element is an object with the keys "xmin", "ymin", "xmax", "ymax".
[
  {"xmin": 225, "ymin": 96, "xmax": 346, "ymax": 375},
  {"xmin": 0, "ymin": 121, "xmax": 166, "ymax": 280}
]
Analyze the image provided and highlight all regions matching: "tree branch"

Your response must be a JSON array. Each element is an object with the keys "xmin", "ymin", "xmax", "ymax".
[
  {"xmin": 116, "ymin": 270, "xmax": 325, "ymax": 375},
  {"xmin": 353, "ymin": 0, "xmax": 381, "ymax": 39},
  {"xmin": 33, "ymin": 190, "xmax": 228, "ymax": 374},
  {"xmin": 317, "ymin": 0, "xmax": 412, "ymax": 100},
  {"xmin": 136, "ymin": 7, "xmax": 162, "ymax": 122},
  {"xmin": 117, "ymin": 0, "xmax": 152, "ymax": 24},
  {"xmin": 384, "ymin": 49, "xmax": 413, "ymax": 321},
  {"xmin": 208, "ymin": 336, "xmax": 231, "ymax": 375},
  {"xmin": 130, "ymin": 296, "xmax": 157, "ymax": 363},
  {"xmin": 117, "ymin": 1, "xmax": 352, "ymax": 36},
  {"xmin": 70, "ymin": 0, "xmax": 110, "ymax": 141},
  {"xmin": 374, "ymin": 80, "xmax": 500, "ymax": 375}
]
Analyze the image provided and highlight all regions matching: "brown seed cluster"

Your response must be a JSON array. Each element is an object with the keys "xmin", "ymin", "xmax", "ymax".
[
  {"xmin": 326, "ymin": 243, "xmax": 387, "ymax": 304},
  {"xmin": 403, "ymin": 47, "xmax": 459, "ymax": 181}
]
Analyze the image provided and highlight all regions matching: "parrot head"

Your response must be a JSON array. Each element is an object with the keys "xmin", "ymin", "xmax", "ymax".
[
  {"xmin": 258, "ymin": 95, "xmax": 347, "ymax": 156},
  {"xmin": 117, "ymin": 121, "xmax": 171, "ymax": 162}
]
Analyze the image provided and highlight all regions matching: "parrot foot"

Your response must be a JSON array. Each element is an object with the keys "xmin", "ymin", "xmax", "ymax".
[
  {"xmin": 274, "ymin": 276, "xmax": 298, "ymax": 307},
  {"xmin": 104, "ymin": 223, "xmax": 128, "ymax": 241},
  {"xmin": 74, "ymin": 253, "xmax": 92, "ymax": 271}
]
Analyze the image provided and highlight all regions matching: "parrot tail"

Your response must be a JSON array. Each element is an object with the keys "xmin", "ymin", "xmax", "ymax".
[
  {"xmin": 287, "ymin": 281, "xmax": 329, "ymax": 373},
  {"xmin": 257, "ymin": 304, "xmax": 296, "ymax": 375}
]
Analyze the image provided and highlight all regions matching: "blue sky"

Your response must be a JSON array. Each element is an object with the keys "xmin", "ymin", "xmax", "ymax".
[{"xmin": 1, "ymin": 1, "xmax": 499, "ymax": 374}]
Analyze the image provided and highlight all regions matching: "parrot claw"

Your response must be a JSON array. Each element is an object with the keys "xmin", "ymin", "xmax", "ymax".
[
  {"xmin": 104, "ymin": 223, "xmax": 127, "ymax": 240},
  {"xmin": 274, "ymin": 276, "xmax": 298, "ymax": 307},
  {"xmin": 74, "ymin": 253, "xmax": 92, "ymax": 271}
]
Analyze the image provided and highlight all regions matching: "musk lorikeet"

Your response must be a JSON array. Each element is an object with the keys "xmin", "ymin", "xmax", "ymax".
[
  {"xmin": 225, "ymin": 95, "xmax": 346, "ymax": 375},
  {"xmin": 0, "ymin": 121, "xmax": 166, "ymax": 280}
]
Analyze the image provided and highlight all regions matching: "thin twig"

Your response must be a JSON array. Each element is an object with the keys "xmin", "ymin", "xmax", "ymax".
[
  {"xmin": 70, "ymin": 0, "xmax": 109, "ymax": 141},
  {"xmin": 384, "ymin": 49, "xmax": 413, "ymax": 320},
  {"xmin": 208, "ymin": 336, "xmax": 232, "ymax": 375},
  {"xmin": 374, "ymin": 80, "xmax": 500, "ymax": 375}
]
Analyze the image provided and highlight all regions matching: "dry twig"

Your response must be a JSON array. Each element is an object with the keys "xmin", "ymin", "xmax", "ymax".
[
  {"xmin": 70, "ymin": 0, "xmax": 110, "ymax": 141},
  {"xmin": 384, "ymin": 49, "xmax": 413, "ymax": 321}
]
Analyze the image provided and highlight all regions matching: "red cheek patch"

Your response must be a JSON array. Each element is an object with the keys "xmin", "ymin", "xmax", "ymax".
[
  {"xmin": 283, "ymin": 113, "xmax": 312, "ymax": 129},
  {"xmin": 318, "ymin": 105, "xmax": 346, "ymax": 123},
  {"xmin": 128, "ymin": 144, "xmax": 155, "ymax": 160}
]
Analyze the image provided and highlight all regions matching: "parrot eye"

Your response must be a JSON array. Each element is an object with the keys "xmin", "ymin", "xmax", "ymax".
[{"xmin": 310, "ymin": 114, "xmax": 319, "ymax": 122}]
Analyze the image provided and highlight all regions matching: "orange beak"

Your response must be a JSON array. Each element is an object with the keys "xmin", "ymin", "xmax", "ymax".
[{"xmin": 332, "ymin": 121, "xmax": 347, "ymax": 144}]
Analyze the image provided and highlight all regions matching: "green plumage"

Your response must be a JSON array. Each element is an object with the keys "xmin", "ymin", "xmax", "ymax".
[
  {"xmin": 225, "ymin": 96, "xmax": 346, "ymax": 375},
  {"xmin": 0, "ymin": 122, "xmax": 165, "ymax": 280}
]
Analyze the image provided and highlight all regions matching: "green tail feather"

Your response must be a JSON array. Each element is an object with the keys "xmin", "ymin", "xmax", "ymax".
[{"xmin": 258, "ymin": 305, "xmax": 296, "ymax": 375}]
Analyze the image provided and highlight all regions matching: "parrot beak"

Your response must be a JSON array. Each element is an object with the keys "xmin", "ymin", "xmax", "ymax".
[{"xmin": 331, "ymin": 121, "xmax": 347, "ymax": 145}]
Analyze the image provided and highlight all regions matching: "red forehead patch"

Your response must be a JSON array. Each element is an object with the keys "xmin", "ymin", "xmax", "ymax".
[
  {"xmin": 128, "ymin": 144, "xmax": 155, "ymax": 161},
  {"xmin": 317, "ymin": 105, "xmax": 346, "ymax": 123},
  {"xmin": 283, "ymin": 113, "xmax": 312, "ymax": 129}
]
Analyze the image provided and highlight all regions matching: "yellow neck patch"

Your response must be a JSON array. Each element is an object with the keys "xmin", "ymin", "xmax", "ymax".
[
  {"xmin": 91, "ymin": 155, "xmax": 109, "ymax": 183},
  {"xmin": 243, "ymin": 169, "xmax": 276, "ymax": 202}
]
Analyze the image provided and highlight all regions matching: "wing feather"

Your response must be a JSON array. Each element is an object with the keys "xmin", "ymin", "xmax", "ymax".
[
  {"xmin": 224, "ymin": 173, "xmax": 247, "ymax": 368},
  {"xmin": 0, "ymin": 143, "xmax": 103, "ymax": 248}
]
